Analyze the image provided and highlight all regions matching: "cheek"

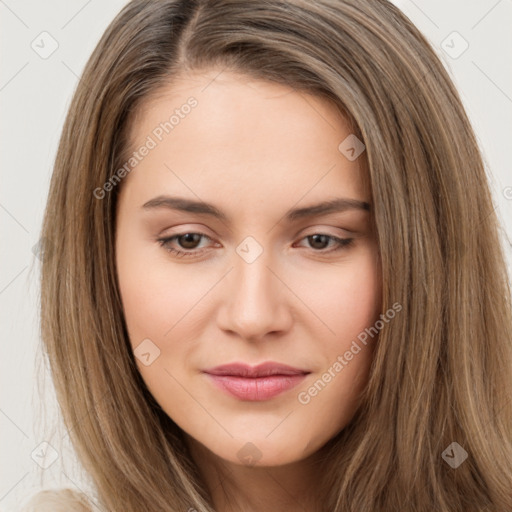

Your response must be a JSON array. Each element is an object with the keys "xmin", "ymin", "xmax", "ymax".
[
  {"xmin": 116, "ymin": 243, "xmax": 207, "ymax": 411},
  {"xmin": 292, "ymin": 297, "xmax": 380, "ymax": 439},
  {"xmin": 300, "ymin": 247, "xmax": 381, "ymax": 403},
  {"xmin": 116, "ymin": 236, "xmax": 206, "ymax": 346},
  {"xmin": 332, "ymin": 255, "xmax": 381, "ymax": 334},
  {"xmin": 303, "ymin": 245, "xmax": 382, "ymax": 345}
]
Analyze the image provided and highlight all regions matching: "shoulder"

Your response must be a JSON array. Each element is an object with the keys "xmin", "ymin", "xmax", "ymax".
[{"xmin": 19, "ymin": 488, "xmax": 95, "ymax": 512}]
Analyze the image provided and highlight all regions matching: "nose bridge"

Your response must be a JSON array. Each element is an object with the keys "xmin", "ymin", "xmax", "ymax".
[
  {"xmin": 218, "ymin": 239, "xmax": 291, "ymax": 340},
  {"xmin": 235, "ymin": 249, "xmax": 273, "ymax": 307}
]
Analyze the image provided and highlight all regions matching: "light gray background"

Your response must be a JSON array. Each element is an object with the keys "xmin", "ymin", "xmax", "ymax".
[{"xmin": 1, "ymin": 1, "xmax": 511, "ymax": 510}]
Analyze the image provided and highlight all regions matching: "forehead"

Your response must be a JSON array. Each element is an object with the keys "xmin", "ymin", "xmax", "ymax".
[{"xmin": 120, "ymin": 69, "xmax": 369, "ymax": 215}]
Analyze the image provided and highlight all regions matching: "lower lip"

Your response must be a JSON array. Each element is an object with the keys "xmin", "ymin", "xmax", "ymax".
[{"xmin": 205, "ymin": 373, "xmax": 308, "ymax": 401}]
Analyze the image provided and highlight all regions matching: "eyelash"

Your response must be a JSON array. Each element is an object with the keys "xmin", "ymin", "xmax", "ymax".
[{"xmin": 156, "ymin": 232, "xmax": 355, "ymax": 258}]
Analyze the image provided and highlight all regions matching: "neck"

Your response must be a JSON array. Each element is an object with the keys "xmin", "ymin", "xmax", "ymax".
[{"xmin": 185, "ymin": 436, "xmax": 325, "ymax": 512}]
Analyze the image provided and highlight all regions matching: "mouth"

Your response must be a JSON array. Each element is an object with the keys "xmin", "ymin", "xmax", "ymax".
[{"xmin": 202, "ymin": 362, "xmax": 311, "ymax": 401}]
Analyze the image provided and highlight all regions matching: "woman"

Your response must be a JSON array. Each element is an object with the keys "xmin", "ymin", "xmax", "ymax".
[{"xmin": 25, "ymin": 0, "xmax": 512, "ymax": 510}]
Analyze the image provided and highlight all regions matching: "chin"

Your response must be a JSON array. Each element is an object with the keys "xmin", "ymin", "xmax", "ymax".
[{"xmin": 194, "ymin": 429, "xmax": 326, "ymax": 468}]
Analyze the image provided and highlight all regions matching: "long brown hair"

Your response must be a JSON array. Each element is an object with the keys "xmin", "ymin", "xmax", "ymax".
[{"xmin": 30, "ymin": 0, "xmax": 512, "ymax": 510}]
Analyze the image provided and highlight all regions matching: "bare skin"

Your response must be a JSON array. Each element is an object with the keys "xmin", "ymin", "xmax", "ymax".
[{"xmin": 115, "ymin": 68, "xmax": 381, "ymax": 512}]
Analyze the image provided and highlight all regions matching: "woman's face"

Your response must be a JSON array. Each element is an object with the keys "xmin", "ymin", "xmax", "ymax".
[{"xmin": 115, "ymin": 69, "xmax": 381, "ymax": 467}]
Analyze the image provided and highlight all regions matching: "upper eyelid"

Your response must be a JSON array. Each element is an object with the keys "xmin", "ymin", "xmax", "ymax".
[{"xmin": 158, "ymin": 222, "xmax": 356, "ymax": 237}]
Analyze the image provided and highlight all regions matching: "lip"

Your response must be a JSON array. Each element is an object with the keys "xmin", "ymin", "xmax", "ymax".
[{"xmin": 203, "ymin": 362, "xmax": 310, "ymax": 401}]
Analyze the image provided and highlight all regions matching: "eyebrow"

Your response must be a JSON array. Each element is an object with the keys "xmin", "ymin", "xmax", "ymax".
[{"xmin": 142, "ymin": 195, "xmax": 370, "ymax": 223}]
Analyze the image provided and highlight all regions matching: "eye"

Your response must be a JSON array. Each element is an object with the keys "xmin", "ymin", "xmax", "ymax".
[
  {"xmin": 295, "ymin": 234, "xmax": 354, "ymax": 253},
  {"xmin": 157, "ymin": 232, "xmax": 213, "ymax": 258},
  {"xmin": 157, "ymin": 231, "xmax": 354, "ymax": 258}
]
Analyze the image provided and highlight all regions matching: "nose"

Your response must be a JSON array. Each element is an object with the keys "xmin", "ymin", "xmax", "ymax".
[{"xmin": 216, "ymin": 248, "xmax": 293, "ymax": 342}]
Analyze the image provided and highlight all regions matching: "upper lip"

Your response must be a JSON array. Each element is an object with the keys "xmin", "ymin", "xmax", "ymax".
[{"xmin": 203, "ymin": 362, "xmax": 310, "ymax": 378}]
